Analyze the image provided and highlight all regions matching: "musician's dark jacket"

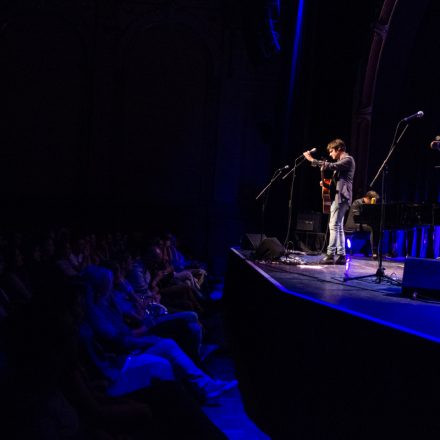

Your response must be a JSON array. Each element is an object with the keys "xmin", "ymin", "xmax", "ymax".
[
  {"xmin": 311, "ymin": 154, "xmax": 355, "ymax": 205},
  {"xmin": 344, "ymin": 198, "xmax": 364, "ymax": 232}
]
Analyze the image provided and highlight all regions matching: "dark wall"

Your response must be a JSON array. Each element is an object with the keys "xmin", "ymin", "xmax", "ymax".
[
  {"xmin": 261, "ymin": 0, "xmax": 383, "ymax": 237},
  {"xmin": 370, "ymin": 0, "xmax": 440, "ymax": 203},
  {"xmin": 0, "ymin": 0, "xmax": 284, "ymax": 273},
  {"xmin": 1, "ymin": 1, "xmax": 440, "ymax": 272},
  {"xmin": 289, "ymin": 0, "xmax": 383, "ymax": 210},
  {"xmin": 0, "ymin": 11, "xmax": 88, "ymax": 199}
]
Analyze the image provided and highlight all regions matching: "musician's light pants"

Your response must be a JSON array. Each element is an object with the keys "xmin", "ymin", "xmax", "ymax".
[{"xmin": 328, "ymin": 200, "xmax": 350, "ymax": 256}]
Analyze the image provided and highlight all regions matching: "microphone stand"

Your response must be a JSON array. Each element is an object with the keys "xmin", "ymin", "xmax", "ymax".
[
  {"xmin": 282, "ymin": 154, "xmax": 307, "ymax": 251},
  {"xmin": 255, "ymin": 166, "xmax": 287, "ymax": 246},
  {"xmin": 282, "ymin": 154, "xmax": 306, "ymax": 180},
  {"xmin": 343, "ymin": 121, "xmax": 408, "ymax": 284}
]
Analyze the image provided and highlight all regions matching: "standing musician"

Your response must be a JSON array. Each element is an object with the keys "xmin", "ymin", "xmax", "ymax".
[{"xmin": 303, "ymin": 139, "xmax": 355, "ymax": 265}]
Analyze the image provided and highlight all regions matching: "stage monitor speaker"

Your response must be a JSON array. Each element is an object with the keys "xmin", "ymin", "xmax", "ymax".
[
  {"xmin": 241, "ymin": 233, "xmax": 266, "ymax": 251},
  {"xmin": 255, "ymin": 237, "xmax": 285, "ymax": 260},
  {"xmin": 402, "ymin": 257, "xmax": 440, "ymax": 299}
]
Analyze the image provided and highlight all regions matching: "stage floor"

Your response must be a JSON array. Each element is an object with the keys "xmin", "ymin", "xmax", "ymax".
[
  {"xmin": 238, "ymin": 250, "xmax": 440, "ymax": 343},
  {"xmin": 225, "ymin": 249, "xmax": 440, "ymax": 438}
]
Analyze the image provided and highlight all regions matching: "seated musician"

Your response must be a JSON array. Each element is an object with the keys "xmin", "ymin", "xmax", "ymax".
[
  {"xmin": 344, "ymin": 190, "xmax": 380, "ymax": 259},
  {"xmin": 430, "ymin": 136, "xmax": 440, "ymax": 151}
]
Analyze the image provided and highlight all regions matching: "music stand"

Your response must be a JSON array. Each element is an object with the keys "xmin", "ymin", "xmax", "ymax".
[{"xmin": 343, "ymin": 121, "xmax": 409, "ymax": 284}]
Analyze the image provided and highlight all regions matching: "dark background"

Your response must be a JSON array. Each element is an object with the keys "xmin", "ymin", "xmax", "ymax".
[{"xmin": 1, "ymin": 0, "xmax": 439, "ymax": 273}]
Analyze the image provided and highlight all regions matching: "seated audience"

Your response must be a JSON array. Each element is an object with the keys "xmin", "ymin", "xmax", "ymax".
[
  {"xmin": 82, "ymin": 265, "xmax": 236, "ymax": 400},
  {"xmin": 0, "ymin": 273, "xmax": 226, "ymax": 439},
  {"xmin": 127, "ymin": 243, "xmax": 203, "ymax": 313},
  {"xmin": 0, "ymin": 247, "xmax": 32, "ymax": 309},
  {"xmin": 104, "ymin": 258, "xmax": 202, "ymax": 361}
]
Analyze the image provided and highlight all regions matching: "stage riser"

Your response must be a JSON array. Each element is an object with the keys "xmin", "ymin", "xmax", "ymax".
[
  {"xmin": 224, "ymin": 250, "xmax": 440, "ymax": 439},
  {"xmin": 382, "ymin": 227, "xmax": 440, "ymax": 259}
]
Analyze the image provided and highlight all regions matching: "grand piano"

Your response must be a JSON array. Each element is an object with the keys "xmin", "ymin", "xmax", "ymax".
[
  {"xmin": 354, "ymin": 202, "xmax": 440, "ymax": 257},
  {"xmin": 354, "ymin": 202, "xmax": 440, "ymax": 229}
]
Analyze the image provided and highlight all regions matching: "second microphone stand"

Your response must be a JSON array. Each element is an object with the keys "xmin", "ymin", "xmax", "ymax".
[
  {"xmin": 255, "ymin": 166, "xmax": 287, "ymax": 247},
  {"xmin": 343, "ymin": 121, "xmax": 408, "ymax": 284},
  {"xmin": 282, "ymin": 154, "xmax": 307, "ymax": 251}
]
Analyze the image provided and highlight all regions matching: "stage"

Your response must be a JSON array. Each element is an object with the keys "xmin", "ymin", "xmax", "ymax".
[{"xmin": 223, "ymin": 248, "xmax": 440, "ymax": 439}]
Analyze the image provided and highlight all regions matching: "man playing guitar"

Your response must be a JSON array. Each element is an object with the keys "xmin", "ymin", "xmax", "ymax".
[{"xmin": 303, "ymin": 139, "xmax": 355, "ymax": 264}]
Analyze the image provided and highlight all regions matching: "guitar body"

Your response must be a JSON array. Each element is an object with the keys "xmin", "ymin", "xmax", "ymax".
[{"xmin": 321, "ymin": 169, "xmax": 332, "ymax": 214}]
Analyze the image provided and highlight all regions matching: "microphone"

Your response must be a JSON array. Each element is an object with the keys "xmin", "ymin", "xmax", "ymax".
[
  {"xmin": 282, "ymin": 148, "xmax": 318, "ymax": 180},
  {"xmin": 401, "ymin": 110, "xmax": 424, "ymax": 123},
  {"xmin": 277, "ymin": 165, "xmax": 290, "ymax": 171},
  {"xmin": 291, "ymin": 147, "xmax": 317, "ymax": 164},
  {"xmin": 302, "ymin": 147, "xmax": 317, "ymax": 167},
  {"xmin": 305, "ymin": 147, "xmax": 317, "ymax": 154}
]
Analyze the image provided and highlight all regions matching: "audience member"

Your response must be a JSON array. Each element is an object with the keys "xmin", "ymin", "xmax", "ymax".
[
  {"xmin": 82, "ymin": 265, "xmax": 236, "ymax": 400},
  {"xmin": 104, "ymin": 259, "xmax": 202, "ymax": 361}
]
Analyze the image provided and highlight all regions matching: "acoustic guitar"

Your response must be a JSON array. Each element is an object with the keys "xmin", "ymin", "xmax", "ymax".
[{"xmin": 321, "ymin": 167, "xmax": 332, "ymax": 214}]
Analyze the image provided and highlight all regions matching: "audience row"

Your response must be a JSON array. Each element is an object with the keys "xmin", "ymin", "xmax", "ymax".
[{"xmin": 0, "ymin": 227, "xmax": 234, "ymax": 439}]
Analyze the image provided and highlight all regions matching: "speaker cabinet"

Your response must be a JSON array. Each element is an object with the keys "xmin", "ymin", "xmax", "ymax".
[
  {"xmin": 255, "ymin": 237, "xmax": 285, "ymax": 260},
  {"xmin": 402, "ymin": 257, "xmax": 440, "ymax": 299},
  {"xmin": 241, "ymin": 233, "xmax": 266, "ymax": 251},
  {"xmin": 296, "ymin": 211, "xmax": 322, "ymax": 232}
]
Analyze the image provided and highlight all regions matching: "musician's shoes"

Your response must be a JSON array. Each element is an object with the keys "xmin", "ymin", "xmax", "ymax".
[
  {"xmin": 334, "ymin": 255, "xmax": 347, "ymax": 265},
  {"xmin": 372, "ymin": 253, "xmax": 378, "ymax": 260},
  {"xmin": 319, "ymin": 255, "xmax": 334, "ymax": 264}
]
